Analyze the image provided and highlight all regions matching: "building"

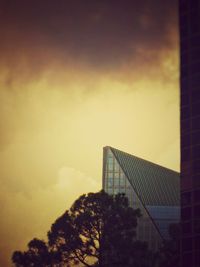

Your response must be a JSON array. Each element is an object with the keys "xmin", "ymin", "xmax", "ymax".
[
  {"xmin": 102, "ymin": 146, "xmax": 180, "ymax": 251},
  {"xmin": 180, "ymin": 0, "xmax": 200, "ymax": 266}
]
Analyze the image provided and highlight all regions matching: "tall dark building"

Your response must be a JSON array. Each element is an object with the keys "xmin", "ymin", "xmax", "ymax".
[
  {"xmin": 180, "ymin": 0, "xmax": 200, "ymax": 266},
  {"xmin": 102, "ymin": 146, "xmax": 180, "ymax": 251}
]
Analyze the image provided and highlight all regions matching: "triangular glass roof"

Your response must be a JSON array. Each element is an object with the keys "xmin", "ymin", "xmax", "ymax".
[{"xmin": 108, "ymin": 146, "xmax": 180, "ymax": 206}]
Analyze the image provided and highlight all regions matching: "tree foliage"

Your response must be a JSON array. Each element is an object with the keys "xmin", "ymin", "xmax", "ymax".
[
  {"xmin": 156, "ymin": 223, "xmax": 180, "ymax": 267},
  {"xmin": 12, "ymin": 190, "xmax": 153, "ymax": 267},
  {"xmin": 12, "ymin": 238, "xmax": 50, "ymax": 267}
]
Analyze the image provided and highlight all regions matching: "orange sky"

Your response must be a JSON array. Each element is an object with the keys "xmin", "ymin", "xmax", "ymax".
[{"xmin": 0, "ymin": 1, "xmax": 179, "ymax": 266}]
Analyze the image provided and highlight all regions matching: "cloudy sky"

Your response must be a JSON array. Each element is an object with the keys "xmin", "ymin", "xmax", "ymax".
[{"xmin": 0, "ymin": 1, "xmax": 179, "ymax": 266}]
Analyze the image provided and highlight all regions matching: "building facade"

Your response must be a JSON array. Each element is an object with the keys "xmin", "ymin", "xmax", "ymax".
[
  {"xmin": 180, "ymin": 0, "xmax": 200, "ymax": 266},
  {"xmin": 102, "ymin": 146, "xmax": 180, "ymax": 251}
]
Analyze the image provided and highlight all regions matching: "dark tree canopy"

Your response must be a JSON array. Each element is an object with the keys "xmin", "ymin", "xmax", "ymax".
[
  {"xmin": 12, "ymin": 238, "xmax": 50, "ymax": 267},
  {"xmin": 12, "ymin": 190, "xmax": 153, "ymax": 267},
  {"xmin": 156, "ymin": 223, "xmax": 180, "ymax": 267}
]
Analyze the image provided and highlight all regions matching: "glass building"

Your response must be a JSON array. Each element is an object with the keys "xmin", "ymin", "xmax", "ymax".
[
  {"xmin": 102, "ymin": 146, "xmax": 180, "ymax": 251},
  {"xmin": 179, "ymin": 0, "xmax": 200, "ymax": 266}
]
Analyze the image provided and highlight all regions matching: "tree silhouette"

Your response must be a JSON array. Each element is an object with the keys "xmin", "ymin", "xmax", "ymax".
[
  {"xmin": 48, "ymin": 191, "xmax": 153, "ymax": 267},
  {"xmin": 12, "ymin": 191, "xmax": 153, "ymax": 267},
  {"xmin": 155, "ymin": 223, "xmax": 180, "ymax": 267},
  {"xmin": 12, "ymin": 238, "xmax": 50, "ymax": 267}
]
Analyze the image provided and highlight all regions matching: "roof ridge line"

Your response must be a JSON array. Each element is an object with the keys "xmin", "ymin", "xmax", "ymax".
[{"xmin": 106, "ymin": 146, "xmax": 179, "ymax": 174}]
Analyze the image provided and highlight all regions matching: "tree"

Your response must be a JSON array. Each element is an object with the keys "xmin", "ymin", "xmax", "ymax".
[
  {"xmin": 156, "ymin": 223, "xmax": 180, "ymax": 267},
  {"xmin": 48, "ymin": 190, "xmax": 151, "ymax": 267},
  {"xmin": 12, "ymin": 238, "xmax": 50, "ymax": 267},
  {"xmin": 12, "ymin": 191, "xmax": 152, "ymax": 267}
]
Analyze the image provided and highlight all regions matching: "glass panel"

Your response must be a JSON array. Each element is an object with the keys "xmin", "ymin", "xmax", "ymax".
[
  {"xmin": 181, "ymin": 148, "xmax": 190, "ymax": 162},
  {"xmin": 108, "ymin": 162, "xmax": 113, "ymax": 171},
  {"xmin": 193, "ymin": 160, "xmax": 200, "ymax": 173},
  {"xmin": 195, "ymin": 236, "xmax": 200, "ymax": 250},
  {"xmin": 119, "ymin": 187, "xmax": 126, "ymax": 194},
  {"xmin": 192, "ymin": 117, "xmax": 200, "ymax": 131},
  {"xmin": 181, "ymin": 133, "xmax": 191, "ymax": 148},
  {"xmin": 107, "ymin": 178, "xmax": 113, "ymax": 188},
  {"xmin": 194, "ymin": 220, "xmax": 200, "ymax": 234},
  {"xmin": 114, "ymin": 159, "xmax": 120, "ymax": 172},
  {"xmin": 193, "ymin": 174, "xmax": 200, "ymax": 187},
  {"xmin": 107, "ymin": 188, "xmax": 113, "ymax": 195},
  {"xmin": 107, "ymin": 155, "xmax": 114, "ymax": 171},
  {"xmin": 182, "ymin": 222, "xmax": 192, "ymax": 234},
  {"xmin": 114, "ymin": 171, "xmax": 119, "ymax": 178},
  {"xmin": 182, "ymin": 237, "xmax": 193, "ymax": 252},
  {"xmin": 114, "ymin": 178, "xmax": 119, "ymax": 187},
  {"xmin": 113, "ymin": 188, "xmax": 119, "ymax": 195},
  {"xmin": 107, "ymin": 173, "xmax": 113, "ymax": 179},
  {"xmin": 195, "ymin": 250, "xmax": 200, "ymax": 266},
  {"xmin": 194, "ymin": 205, "xmax": 200, "ymax": 219},
  {"xmin": 181, "ymin": 207, "xmax": 192, "ymax": 221},
  {"xmin": 120, "ymin": 177, "xmax": 125, "ymax": 186},
  {"xmin": 182, "ymin": 253, "xmax": 193, "ymax": 267},
  {"xmin": 181, "ymin": 191, "xmax": 192, "ymax": 206},
  {"xmin": 194, "ymin": 189, "xmax": 200, "ymax": 202}
]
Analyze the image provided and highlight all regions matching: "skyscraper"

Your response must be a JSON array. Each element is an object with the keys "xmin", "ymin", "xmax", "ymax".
[
  {"xmin": 102, "ymin": 146, "xmax": 180, "ymax": 251},
  {"xmin": 180, "ymin": 0, "xmax": 200, "ymax": 266}
]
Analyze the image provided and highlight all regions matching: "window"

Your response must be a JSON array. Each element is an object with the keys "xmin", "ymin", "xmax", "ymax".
[
  {"xmin": 181, "ymin": 148, "xmax": 190, "ymax": 162},
  {"xmin": 108, "ymin": 162, "xmax": 113, "ymax": 171},
  {"xmin": 113, "ymin": 188, "xmax": 119, "ymax": 195},
  {"xmin": 114, "ymin": 171, "xmax": 119, "ymax": 178},
  {"xmin": 181, "ymin": 92, "xmax": 189, "ymax": 106},
  {"xmin": 192, "ymin": 102, "xmax": 200, "ymax": 120},
  {"xmin": 193, "ymin": 160, "xmax": 200, "ymax": 173},
  {"xmin": 179, "ymin": 1, "xmax": 187, "ymax": 14},
  {"xmin": 181, "ymin": 66, "xmax": 188, "ymax": 77},
  {"xmin": 181, "ymin": 39, "xmax": 188, "ymax": 52},
  {"xmin": 194, "ymin": 205, "xmax": 200, "ymax": 219},
  {"xmin": 190, "ymin": 73, "xmax": 200, "ymax": 88},
  {"xmin": 107, "ymin": 178, "xmax": 113, "ymax": 188},
  {"xmin": 182, "ymin": 222, "xmax": 192, "ymax": 234},
  {"xmin": 181, "ymin": 78, "xmax": 188, "ymax": 95},
  {"xmin": 195, "ymin": 236, "xmax": 200, "ymax": 250},
  {"xmin": 191, "ymin": 62, "xmax": 200, "ymax": 76},
  {"xmin": 107, "ymin": 156, "xmax": 113, "ymax": 171},
  {"xmin": 190, "ymin": 11, "xmax": 200, "ymax": 34},
  {"xmin": 192, "ymin": 88, "xmax": 200, "ymax": 104},
  {"xmin": 114, "ymin": 178, "xmax": 119, "ymax": 187},
  {"xmin": 181, "ymin": 191, "xmax": 191, "ymax": 206},
  {"xmin": 107, "ymin": 172, "xmax": 113, "ymax": 179},
  {"xmin": 194, "ymin": 189, "xmax": 200, "ymax": 202},
  {"xmin": 107, "ymin": 188, "xmax": 113, "ymax": 195},
  {"xmin": 180, "ymin": 25, "xmax": 188, "ymax": 38},
  {"xmin": 195, "ymin": 251, "xmax": 200, "ymax": 266},
  {"xmin": 182, "ymin": 237, "xmax": 193, "ymax": 252},
  {"xmin": 192, "ymin": 131, "xmax": 200, "ymax": 145},
  {"xmin": 193, "ymin": 174, "xmax": 200, "ymax": 187},
  {"xmin": 119, "ymin": 188, "xmax": 125, "ymax": 194},
  {"xmin": 181, "ymin": 133, "xmax": 191, "ymax": 148},
  {"xmin": 191, "ymin": 35, "xmax": 200, "ymax": 47},
  {"xmin": 120, "ymin": 177, "xmax": 125, "ymax": 186},
  {"xmin": 182, "ymin": 253, "xmax": 193, "ymax": 267},
  {"xmin": 193, "ymin": 145, "xmax": 200, "ymax": 158},
  {"xmin": 189, "ymin": 0, "xmax": 199, "ymax": 10},
  {"xmin": 194, "ymin": 220, "xmax": 200, "ymax": 233},
  {"xmin": 181, "ymin": 207, "xmax": 192, "ymax": 221},
  {"xmin": 114, "ymin": 160, "xmax": 119, "ymax": 172},
  {"xmin": 181, "ymin": 106, "xmax": 190, "ymax": 120}
]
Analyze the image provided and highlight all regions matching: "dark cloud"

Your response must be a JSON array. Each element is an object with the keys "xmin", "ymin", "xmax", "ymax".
[{"xmin": 0, "ymin": 0, "xmax": 178, "ymax": 68}]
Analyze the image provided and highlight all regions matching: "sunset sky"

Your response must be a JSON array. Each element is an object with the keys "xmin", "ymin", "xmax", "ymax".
[{"xmin": 0, "ymin": 1, "xmax": 179, "ymax": 266}]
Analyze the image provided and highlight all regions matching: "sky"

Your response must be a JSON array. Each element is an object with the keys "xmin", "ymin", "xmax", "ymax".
[{"xmin": 0, "ymin": 1, "xmax": 179, "ymax": 266}]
